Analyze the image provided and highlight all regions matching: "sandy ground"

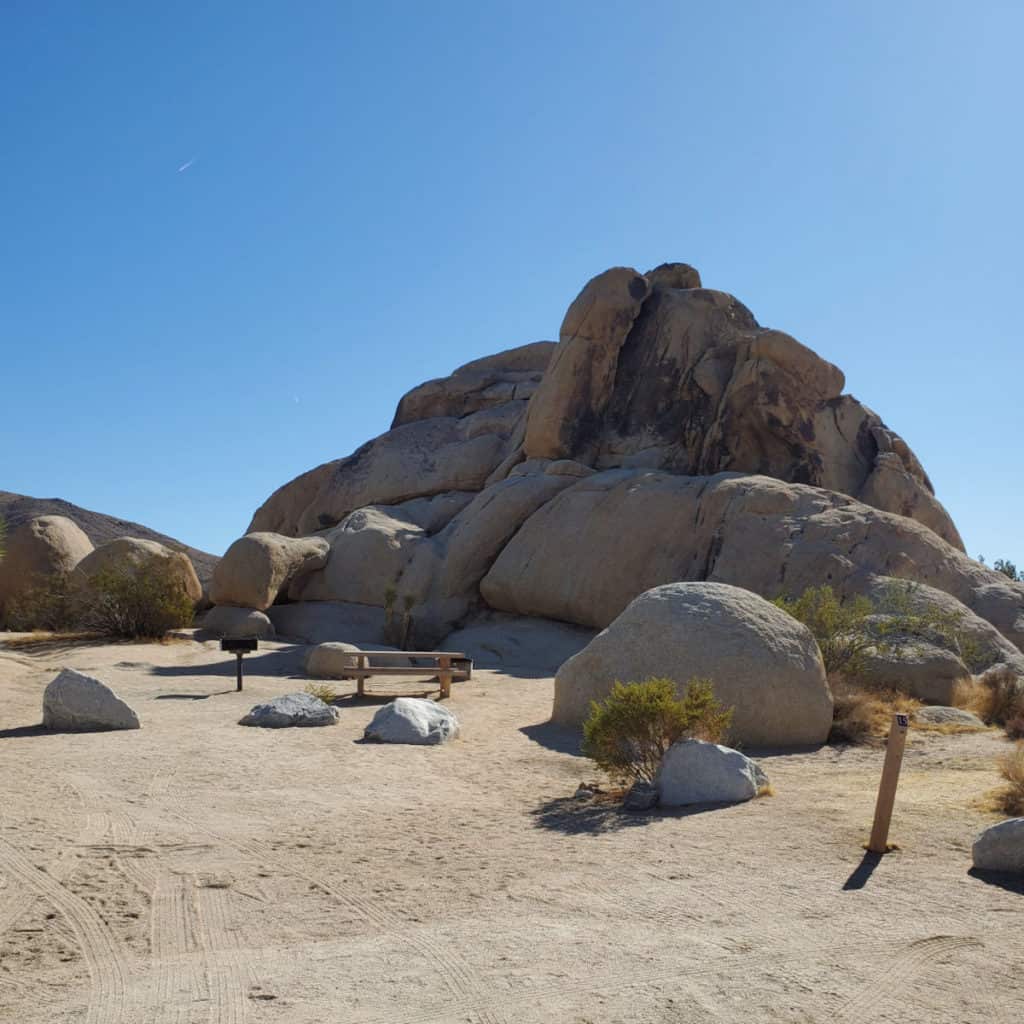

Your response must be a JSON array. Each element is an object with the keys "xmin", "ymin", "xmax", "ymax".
[{"xmin": 0, "ymin": 634, "xmax": 1022, "ymax": 1024}]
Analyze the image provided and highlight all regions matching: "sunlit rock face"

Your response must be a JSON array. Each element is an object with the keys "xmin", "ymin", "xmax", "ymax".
[{"xmin": 230, "ymin": 261, "xmax": 1023, "ymax": 656}]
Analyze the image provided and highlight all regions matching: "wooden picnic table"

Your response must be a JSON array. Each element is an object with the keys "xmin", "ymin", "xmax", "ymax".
[{"xmin": 341, "ymin": 651, "xmax": 471, "ymax": 699}]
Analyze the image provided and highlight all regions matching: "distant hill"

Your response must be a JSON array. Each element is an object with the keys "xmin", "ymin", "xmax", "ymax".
[{"xmin": 0, "ymin": 491, "xmax": 218, "ymax": 585}]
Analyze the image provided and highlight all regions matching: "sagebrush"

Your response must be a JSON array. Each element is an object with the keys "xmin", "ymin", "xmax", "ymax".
[
  {"xmin": 78, "ymin": 559, "xmax": 194, "ymax": 639},
  {"xmin": 774, "ymin": 581, "xmax": 991, "ymax": 680},
  {"xmin": 582, "ymin": 677, "xmax": 733, "ymax": 784}
]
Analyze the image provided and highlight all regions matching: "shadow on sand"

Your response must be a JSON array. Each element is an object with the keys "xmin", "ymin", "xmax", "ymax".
[
  {"xmin": 967, "ymin": 867, "xmax": 1024, "ymax": 896},
  {"xmin": 842, "ymin": 850, "xmax": 884, "ymax": 890},
  {"xmin": 147, "ymin": 648, "xmax": 306, "ymax": 679},
  {"xmin": 531, "ymin": 793, "xmax": 735, "ymax": 836},
  {"xmin": 519, "ymin": 721, "xmax": 583, "ymax": 756}
]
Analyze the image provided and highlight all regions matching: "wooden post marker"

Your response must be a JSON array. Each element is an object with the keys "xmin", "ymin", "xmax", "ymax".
[{"xmin": 867, "ymin": 712, "xmax": 910, "ymax": 854}]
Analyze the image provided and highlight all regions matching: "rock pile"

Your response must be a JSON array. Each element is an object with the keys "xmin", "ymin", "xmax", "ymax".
[{"xmin": 199, "ymin": 261, "xmax": 1024, "ymax": 744}]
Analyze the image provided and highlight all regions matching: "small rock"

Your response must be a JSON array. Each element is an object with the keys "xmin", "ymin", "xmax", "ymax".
[
  {"xmin": 202, "ymin": 606, "xmax": 276, "ymax": 639},
  {"xmin": 656, "ymin": 739, "xmax": 767, "ymax": 807},
  {"xmin": 42, "ymin": 669, "xmax": 140, "ymax": 732},
  {"xmin": 363, "ymin": 698, "xmax": 459, "ymax": 745},
  {"xmin": 914, "ymin": 706, "xmax": 986, "ymax": 728},
  {"xmin": 973, "ymin": 818, "xmax": 1024, "ymax": 874},
  {"xmin": 623, "ymin": 780, "xmax": 658, "ymax": 812},
  {"xmin": 239, "ymin": 693, "xmax": 339, "ymax": 728}
]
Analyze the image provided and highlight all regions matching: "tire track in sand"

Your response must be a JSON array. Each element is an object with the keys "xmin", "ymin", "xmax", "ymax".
[
  {"xmin": 163, "ymin": 789, "xmax": 506, "ymax": 1024},
  {"xmin": 0, "ymin": 834, "xmax": 131, "ymax": 1024},
  {"xmin": 835, "ymin": 934, "xmax": 984, "ymax": 1023}
]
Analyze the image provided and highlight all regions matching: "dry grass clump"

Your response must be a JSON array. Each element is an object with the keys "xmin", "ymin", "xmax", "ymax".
[
  {"xmin": 829, "ymin": 679, "xmax": 920, "ymax": 745},
  {"xmin": 953, "ymin": 668, "xmax": 1024, "ymax": 731},
  {"xmin": 304, "ymin": 682, "xmax": 340, "ymax": 705},
  {"xmin": 992, "ymin": 743, "xmax": 1024, "ymax": 816}
]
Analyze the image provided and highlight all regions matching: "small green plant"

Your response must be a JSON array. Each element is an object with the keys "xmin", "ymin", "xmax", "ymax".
[
  {"xmin": 304, "ymin": 682, "xmax": 340, "ymax": 704},
  {"xmin": 582, "ymin": 677, "xmax": 733, "ymax": 784},
  {"xmin": 383, "ymin": 585, "xmax": 397, "ymax": 627}
]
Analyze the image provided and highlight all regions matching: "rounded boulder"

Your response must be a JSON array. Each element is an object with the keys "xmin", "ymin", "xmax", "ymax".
[
  {"xmin": 552, "ymin": 581, "xmax": 833, "ymax": 748},
  {"xmin": 0, "ymin": 515, "xmax": 93, "ymax": 622}
]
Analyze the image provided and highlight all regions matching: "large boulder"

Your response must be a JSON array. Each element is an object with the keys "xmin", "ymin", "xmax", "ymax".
[
  {"xmin": 238, "ymin": 693, "xmax": 339, "ymax": 728},
  {"xmin": 267, "ymin": 601, "xmax": 386, "ymax": 644},
  {"xmin": 201, "ymin": 605, "xmax": 275, "ymax": 639},
  {"xmin": 656, "ymin": 740, "xmax": 768, "ymax": 806},
  {"xmin": 972, "ymin": 818, "xmax": 1024, "ymax": 874},
  {"xmin": 0, "ymin": 515, "xmax": 94, "ymax": 623},
  {"xmin": 553, "ymin": 582, "xmax": 833, "ymax": 748},
  {"xmin": 42, "ymin": 669, "xmax": 140, "ymax": 732},
  {"xmin": 856, "ymin": 641, "xmax": 970, "ymax": 704},
  {"xmin": 914, "ymin": 706, "xmax": 985, "ymax": 728},
  {"xmin": 392, "ymin": 341, "xmax": 554, "ymax": 427},
  {"xmin": 441, "ymin": 615, "xmax": 596, "ymax": 676},
  {"xmin": 363, "ymin": 697, "xmax": 460, "ymax": 745},
  {"xmin": 210, "ymin": 533, "xmax": 329, "ymax": 610},
  {"xmin": 304, "ymin": 641, "xmax": 360, "ymax": 677},
  {"xmin": 480, "ymin": 470, "xmax": 1024, "ymax": 654},
  {"xmin": 75, "ymin": 537, "xmax": 202, "ymax": 605},
  {"xmin": 288, "ymin": 507, "xmax": 425, "ymax": 607}
]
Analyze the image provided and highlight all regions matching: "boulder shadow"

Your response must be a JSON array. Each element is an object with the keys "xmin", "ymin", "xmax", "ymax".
[
  {"xmin": 147, "ymin": 649, "xmax": 305, "ymax": 679},
  {"xmin": 967, "ymin": 867, "xmax": 1024, "ymax": 895},
  {"xmin": 0, "ymin": 724, "xmax": 53, "ymax": 740},
  {"xmin": 531, "ymin": 794, "xmax": 731, "ymax": 835},
  {"xmin": 520, "ymin": 721, "xmax": 583, "ymax": 756}
]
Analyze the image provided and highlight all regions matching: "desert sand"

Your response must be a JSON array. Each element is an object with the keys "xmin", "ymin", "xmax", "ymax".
[{"xmin": 1, "ymin": 635, "xmax": 1021, "ymax": 1024}]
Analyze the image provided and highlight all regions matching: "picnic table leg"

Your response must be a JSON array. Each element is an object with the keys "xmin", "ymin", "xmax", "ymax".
[
  {"xmin": 438, "ymin": 654, "xmax": 452, "ymax": 700},
  {"xmin": 357, "ymin": 653, "xmax": 366, "ymax": 697}
]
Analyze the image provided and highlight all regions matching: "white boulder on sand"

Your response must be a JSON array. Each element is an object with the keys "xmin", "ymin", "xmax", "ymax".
[
  {"xmin": 972, "ymin": 818, "xmax": 1024, "ymax": 874},
  {"xmin": 42, "ymin": 669, "xmax": 140, "ymax": 732},
  {"xmin": 305, "ymin": 642, "xmax": 361, "ymax": 677},
  {"xmin": 239, "ymin": 693, "xmax": 339, "ymax": 728},
  {"xmin": 913, "ymin": 706, "xmax": 986, "ymax": 728},
  {"xmin": 656, "ymin": 739, "xmax": 768, "ymax": 806},
  {"xmin": 201, "ymin": 605, "xmax": 276, "ymax": 638},
  {"xmin": 363, "ymin": 698, "xmax": 459, "ymax": 745},
  {"xmin": 553, "ymin": 582, "xmax": 833, "ymax": 748}
]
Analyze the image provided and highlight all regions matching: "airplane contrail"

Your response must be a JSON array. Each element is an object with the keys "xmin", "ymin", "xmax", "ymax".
[{"xmin": 177, "ymin": 158, "xmax": 196, "ymax": 173}]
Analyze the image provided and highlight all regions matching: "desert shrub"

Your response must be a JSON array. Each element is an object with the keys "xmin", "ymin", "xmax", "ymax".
[
  {"xmin": 954, "ymin": 668, "xmax": 1024, "ymax": 729},
  {"xmin": 304, "ymin": 682, "xmax": 340, "ymax": 704},
  {"xmin": 775, "ymin": 581, "xmax": 991, "ymax": 679},
  {"xmin": 773, "ymin": 586, "xmax": 877, "ymax": 677},
  {"xmin": 582, "ymin": 677, "xmax": 733, "ymax": 784},
  {"xmin": 5, "ymin": 571, "xmax": 78, "ymax": 632},
  {"xmin": 828, "ymin": 679, "xmax": 920, "ymax": 745},
  {"xmin": 994, "ymin": 743, "xmax": 1024, "ymax": 817},
  {"xmin": 874, "ymin": 581, "xmax": 991, "ymax": 671},
  {"xmin": 76, "ymin": 558, "xmax": 194, "ymax": 639}
]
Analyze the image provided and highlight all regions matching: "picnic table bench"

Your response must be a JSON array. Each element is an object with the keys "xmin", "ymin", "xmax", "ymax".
[{"xmin": 340, "ymin": 651, "xmax": 472, "ymax": 699}]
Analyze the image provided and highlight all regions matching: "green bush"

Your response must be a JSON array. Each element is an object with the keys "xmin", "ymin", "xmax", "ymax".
[
  {"xmin": 772, "ymin": 586, "xmax": 877, "ymax": 677},
  {"xmin": 76, "ymin": 557, "xmax": 194, "ymax": 639},
  {"xmin": 582, "ymin": 677, "xmax": 733, "ymax": 784},
  {"xmin": 774, "ymin": 581, "xmax": 991, "ymax": 678},
  {"xmin": 5, "ymin": 571, "xmax": 78, "ymax": 632}
]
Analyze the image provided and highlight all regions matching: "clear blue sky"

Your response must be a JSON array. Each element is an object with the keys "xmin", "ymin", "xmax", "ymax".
[{"xmin": 2, "ymin": 1, "xmax": 1021, "ymax": 563}]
